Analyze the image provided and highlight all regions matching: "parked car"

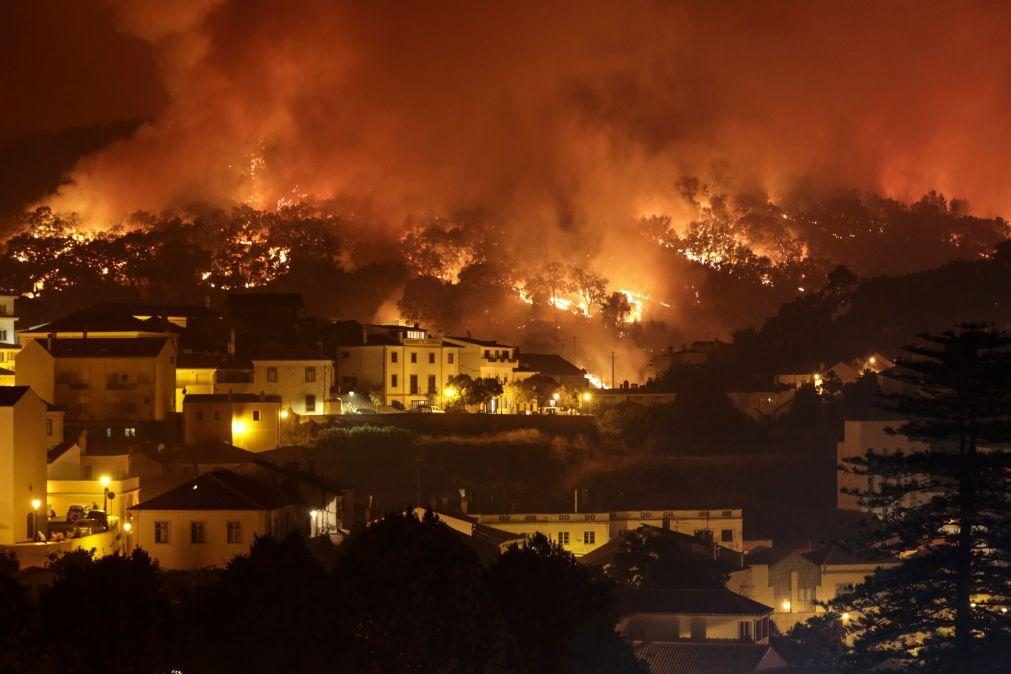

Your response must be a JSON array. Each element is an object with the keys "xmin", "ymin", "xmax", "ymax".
[
  {"xmin": 66, "ymin": 505, "xmax": 87, "ymax": 522},
  {"xmin": 83, "ymin": 509, "xmax": 109, "ymax": 530}
]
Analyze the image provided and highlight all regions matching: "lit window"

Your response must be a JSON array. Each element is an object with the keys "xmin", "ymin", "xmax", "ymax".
[
  {"xmin": 124, "ymin": 427, "xmax": 136, "ymax": 437},
  {"xmin": 155, "ymin": 521, "xmax": 170, "ymax": 544},
  {"xmin": 190, "ymin": 521, "xmax": 206, "ymax": 544},
  {"xmin": 227, "ymin": 521, "xmax": 242, "ymax": 544}
]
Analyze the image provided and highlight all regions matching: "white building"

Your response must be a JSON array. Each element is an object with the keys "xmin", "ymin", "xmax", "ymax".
[
  {"xmin": 128, "ymin": 469, "xmax": 303, "ymax": 570},
  {"xmin": 837, "ymin": 419, "xmax": 930, "ymax": 511}
]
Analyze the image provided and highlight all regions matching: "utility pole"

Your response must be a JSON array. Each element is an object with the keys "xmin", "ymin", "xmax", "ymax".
[{"xmin": 611, "ymin": 351, "xmax": 616, "ymax": 389}]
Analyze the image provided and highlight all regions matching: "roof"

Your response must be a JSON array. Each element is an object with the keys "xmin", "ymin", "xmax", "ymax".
[
  {"xmin": 632, "ymin": 642, "xmax": 787, "ymax": 674},
  {"xmin": 517, "ymin": 353, "xmax": 584, "ymax": 377},
  {"xmin": 24, "ymin": 313, "xmax": 179, "ymax": 335},
  {"xmin": 183, "ymin": 393, "xmax": 282, "ymax": 404},
  {"xmin": 251, "ymin": 349, "xmax": 332, "ymax": 362},
  {"xmin": 743, "ymin": 546, "xmax": 798, "ymax": 566},
  {"xmin": 0, "ymin": 386, "xmax": 32, "ymax": 406},
  {"xmin": 247, "ymin": 457, "xmax": 353, "ymax": 493},
  {"xmin": 87, "ymin": 302, "xmax": 219, "ymax": 319},
  {"xmin": 618, "ymin": 588, "xmax": 772, "ymax": 617},
  {"xmin": 160, "ymin": 440, "xmax": 257, "ymax": 465},
  {"xmin": 130, "ymin": 469, "xmax": 297, "ymax": 511},
  {"xmin": 47, "ymin": 440, "xmax": 78, "ymax": 463},
  {"xmin": 447, "ymin": 335, "xmax": 516, "ymax": 349},
  {"xmin": 803, "ymin": 545, "xmax": 896, "ymax": 566},
  {"xmin": 177, "ymin": 352, "xmax": 227, "ymax": 368},
  {"xmin": 40, "ymin": 337, "xmax": 171, "ymax": 358},
  {"xmin": 0, "ymin": 367, "xmax": 14, "ymax": 376},
  {"xmin": 579, "ymin": 526, "xmax": 743, "ymax": 570}
]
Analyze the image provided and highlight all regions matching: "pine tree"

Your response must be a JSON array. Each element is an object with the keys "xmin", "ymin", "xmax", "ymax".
[{"xmin": 836, "ymin": 324, "xmax": 1011, "ymax": 673}]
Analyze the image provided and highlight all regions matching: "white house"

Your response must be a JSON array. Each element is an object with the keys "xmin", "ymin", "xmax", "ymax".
[{"xmin": 0, "ymin": 386, "xmax": 49, "ymax": 544}]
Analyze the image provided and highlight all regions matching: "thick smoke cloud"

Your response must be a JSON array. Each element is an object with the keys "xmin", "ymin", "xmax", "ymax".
[
  {"xmin": 49, "ymin": 0, "xmax": 1011, "ymax": 226},
  {"xmin": 9, "ymin": 1, "xmax": 1011, "ymax": 380}
]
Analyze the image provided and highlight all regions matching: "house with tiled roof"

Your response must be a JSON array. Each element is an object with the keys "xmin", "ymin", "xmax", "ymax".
[
  {"xmin": 617, "ymin": 588, "xmax": 775, "ymax": 644},
  {"xmin": 128, "ymin": 468, "xmax": 303, "ymax": 569}
]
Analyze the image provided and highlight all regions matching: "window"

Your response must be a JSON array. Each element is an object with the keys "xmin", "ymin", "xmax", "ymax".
[
  {"xmin": 448, "ymin": 353, "xmax": 455, "ymax": 364},
  {"xmin": 391, "ymin": 352, "xmax": 398, "ymax": 364},
  {"xmin": 428, "ymin": 352, "xmax": 435, "ymax": 364},
  {"xmin": 391, "ymin": 374, "xmax": 398, "ymax": 388},
  {"xmin": 427, "ymin": 375, "xmax": 437, "ymax": 394},
  {"xmin": 721, "ymin": 529, "xmax": 734, "ymax": 543},
  {"xmin": 227, "ymin": 521, "xmax": 242, "ymax": 544},
  {"xmin": 341, "ymin": 351, "xmax": 350, "ymax": 359},
  {"xmin": 305, "ymin": 395, "xmax": 316, "ymax": 412},
  {"xmin": 694, "ymin": 529, "xmax": 714, "ymax": 543},
  {"xmin": 267, "ymin": 367, "xmax": 278, "ymax": 382},
  {"xmin": 305, "ymin": 367, "xmax": 316, "ymax": 383},
  {"xmin": 558, "ymin": 531, "xmax": 570, "ymax": 545},
  {"xmin": 583, "ymin": 531, "xmax": 595, "ymax": 545},
  {"xmin": 213, "ymin": 410, "xmax": 220, "ymax": 421},
  {"xmin": 46, "ymin": 418, "xmax": 53, "ymax": 436},
  {"xmin": 124, "ymin": 427, "xmax": 136, "ymax": 437},
  {"xmin": 0, "ymin": 329, "xmax": 6, "ymax": 341},
  {"xmin": 190, "ymin": 521, "xmax": 206, "ymax": 544},
  {"xmin": 253, "ymin": 410, "xmax": 261, "ymax": 421},
  {"xmin": 407, "ymin": 374, "xmax": 418, "ymax": 395},
  {"xmin": 155, "ymin": 521, "xmax": 170, "ymax": 544},
  {"xmin": 196, "ymin": 410, "xmax": 204, "ymax": 421},
  {"xmin": 410, "ymin": 352, "xmax": 417, "ymax": 364},
  {"xmin": 738, "ymin": 620, "xmax": 753, "ymax": 641}
]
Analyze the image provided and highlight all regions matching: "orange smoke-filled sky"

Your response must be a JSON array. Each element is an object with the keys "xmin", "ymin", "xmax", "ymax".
[{"xmin": 2, "ymin": 0, "xmax": 1009, "ymax": 228}]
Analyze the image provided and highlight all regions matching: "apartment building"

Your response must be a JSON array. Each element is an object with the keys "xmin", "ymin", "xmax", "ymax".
[
  {"xmin": 443, "ymin": 336, "xmax": 524, "ymax": 412},
  {"xmin": 333, "ymin": 322, "xmax": 461, "ymax": 409},
  {"xmin": 214, "ymin": 352, "xmax": 335, "ymax": 416},
  {"xmin": 182, "ymin": 393, "xmax": 282, "ymax": 452},
  {"xmin": 0, "ymin": 295, "xmax": 19, "ymax": 381},
  {"xmin": 472, "ymin": 507, "xmax": 744, "ymax": 557}
]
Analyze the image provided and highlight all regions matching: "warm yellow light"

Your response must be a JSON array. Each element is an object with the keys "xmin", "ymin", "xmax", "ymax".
[
  {"xmin": 552, "ymin": 392, "xmax": 561, "ymax": 401},
  {"xmin": 279, "ymin": 409, "xmax": 289, "ymax": 419},
  {"xmin": 310, "ymin": 510, "xmax": 318, "ymax": 519},
  {"xmin": 123, "ymin": 521, "xmax": 132, "ymax": 532},
  {"xmin": 582, "ymin": 392, "xmax": 592, "ymax": 402},
  {"xmin": 231, "ymin": 419, "xmax": 248, "ymax": 435},
  {"xmin": 31, "ymin": 498, "xmax": 41, "ymax": 511},
  {"xmin": 443, "ymin": 387, "xmax": 458, "ymax": 399},
  {"xmin": 868, "ymin": 356, "xmax": 876, "ymax": 364},
  {"xmin": 781, "ymin": 599, "xmax": 792, "ymax": 611},
  {"xmin": 971, "ymin": 602, "xmax": 977, "ymax": 608},
  {"xmin": 841, "ymin": 612, "xmax": 850, "ymax": 622},
  {"xmin": 99, "ymin": 475, "xmax": 111, "ymax": 487}
]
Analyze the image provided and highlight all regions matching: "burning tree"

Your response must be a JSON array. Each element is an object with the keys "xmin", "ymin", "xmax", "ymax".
[{"xmin": 836, "ymin": 325, "xmax": 1011, "ymax": 673}]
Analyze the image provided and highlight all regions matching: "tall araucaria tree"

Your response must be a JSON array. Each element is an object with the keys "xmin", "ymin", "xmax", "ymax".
[{"xmin": 836, "ymin": 324, "xmax": 1011, "ymax": 673}]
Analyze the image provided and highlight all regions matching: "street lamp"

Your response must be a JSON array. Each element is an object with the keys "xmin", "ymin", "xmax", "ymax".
[
  {"xmin": 781, "ymin": 599, "xmax": 792, "ymax": 612},
  {"xmin": 100, "ymin": 475, "xmax": 111, "ymax": 512},
  {"xmin": 31, "ymin": 498, "xmax": 41, "ymax": 541},
  {"xmin": 310, "ymin": 509, "xmax": 318, "ymax": 537},
  {"xmin": 123, "ymin": 521, "xmax": 132, "ymax": 533}
]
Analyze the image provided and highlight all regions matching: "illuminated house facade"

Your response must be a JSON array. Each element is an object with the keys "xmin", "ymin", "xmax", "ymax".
[
  {"xmin": 727, "ymin": 545, "xmax": 897, "ymax": 632},
  {"xmin": 0, "ymin": 386, "xmax": 49, "ymax": 544},
  {"xmin": 214, "ymin": 354, "xmax": 336, "ymax": 416},
  {"xmin": 333, "ymin": 322, "xmax": 461, "ymax": 409},
  {"xmin": 472, "ymin": 508, "xmax": 744, "ymax": 557},
  {"xmin": 128, "ymin": 469, "xmax": 302, "ymax": 570},
  {"xmin": 0, "ymin": 295, "xmax": 19, "ymax": 383},
  {"xmin": 182, "ymin": 393, "xmax": 282, "ymax": 452}
]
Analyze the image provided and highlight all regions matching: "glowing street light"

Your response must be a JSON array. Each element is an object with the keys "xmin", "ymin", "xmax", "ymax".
[
  {"xmin": 100, "ymin": 475, "xmax": 112, "ymax": 512},
  {"xmin": 581, "ymin": 391, "xmax": 593, "ymax": 402},
  {"xmin": 279, "ymin": 409, "xmax": 289, "ymax": 420},
  {"xmin": 231, "ymin": 419, "xmax": 248, "ymax": 436},
  {"xmin": 31, "ymin": 498, "xmax": 41, "ymax": 541},
  {"xmin": 443, "ymin": 386, "xmax": 459, "ymax": 400},
  {"xmin": 841, "ymin": 612, "xmax": 850, "ymax": 622},
  {"xmin": 552, "ymin": 392, "xmax": 561, "ymax": 401},
  {"xmin": 123, "ymin": 521, "xmax": 132, "ymax": 533},
  {"xmin": 781, "ymin": 599, "xmax": 792, "ymax": 612}
]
